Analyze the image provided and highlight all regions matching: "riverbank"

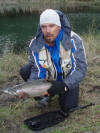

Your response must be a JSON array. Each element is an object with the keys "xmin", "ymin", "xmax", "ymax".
[
  {"xmin": 0, "ymin": 0, "xmax": 100, "ymax": 15},
  {"xmin": 0, "ymin": 31, "xmax": 100, "ymax": 133}
]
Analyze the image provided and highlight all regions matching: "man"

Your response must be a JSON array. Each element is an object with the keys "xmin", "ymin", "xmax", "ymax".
[{"xmin": 20, "ymin": 9, "xmax": 87, "ymax": 113}]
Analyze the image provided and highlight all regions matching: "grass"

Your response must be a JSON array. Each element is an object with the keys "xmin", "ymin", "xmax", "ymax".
[
  {"xmin": 0, "ymin": 31, "xmax": 100, "ymax": 133},
  {"xmin": 0, "ymin": 52, "xmax": 28, "ymax": 85},
  {"xmin": 0, "ymin": 0, "xmax": 100, "ymax": 14}
]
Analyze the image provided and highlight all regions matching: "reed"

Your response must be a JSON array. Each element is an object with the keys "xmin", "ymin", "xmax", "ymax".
[
  {"xmin": 0, "ymin": 52, "xmax": 28, "ymax": 84},
  {"xmin": 82, "ymin": 31, "xmax": 100, "ymax": 64},
  {"xmin": 0, "ymin": 0, "xmax": 100, "ymax": 14}
]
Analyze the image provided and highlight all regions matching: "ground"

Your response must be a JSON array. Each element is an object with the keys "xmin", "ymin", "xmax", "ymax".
[
  {"xmin": 0, "ymin": 59, "xmax": 100, "ymax": 133},
  {"xmin": 0, "ymin": 32, "xmax": 100, "ymax": 133}
]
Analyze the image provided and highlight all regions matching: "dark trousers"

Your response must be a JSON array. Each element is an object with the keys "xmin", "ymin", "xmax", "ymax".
[
  {"xmin": 20, "ymin": 63, "xmax": 79, "ymax": 112},
  {"xmin": 20, "ymin": 63, "xmax": 32, "ymax": 81},
  {"xmin": 59, "ymin": 87, "xmax": 79, "ymax": 112}
]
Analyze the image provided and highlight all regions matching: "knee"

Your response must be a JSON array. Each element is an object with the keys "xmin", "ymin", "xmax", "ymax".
[
  {"xmin": 20, "ymin": 64, "xmax": 27, "ymax": 77},
  {"xmin": 19, "ymin": 65, "xmax": 24, "ymax": 76},
  {"xmin": 19, "ymin": 63, "xmax": 32, "ymax": 81}
]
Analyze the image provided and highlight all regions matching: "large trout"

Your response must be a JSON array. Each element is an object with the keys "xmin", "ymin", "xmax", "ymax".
[{"xmin": 3, "ymin": 80, "xmax": 52, "ymax": 97}]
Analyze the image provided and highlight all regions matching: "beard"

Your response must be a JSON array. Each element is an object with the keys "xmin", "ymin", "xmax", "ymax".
[
  {"xmin": 44, "ymin": 34, "xmax": 55, "ymax": 44},
  {"xmin": 45, "ymin": 38, "xmax": 54, "ymax": 43}
]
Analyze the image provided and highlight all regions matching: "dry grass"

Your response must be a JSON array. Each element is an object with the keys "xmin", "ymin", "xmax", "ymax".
[
  {"xmin": 0, "ymin": 31, "xmax": 100, "ymax": 133},
  {"xmin": 0, "ymin": 52, "xmax": 27, "ymax": 85},
  {"xmin": 0, "ymin": 0, "xmax": 100, "ymax": 14}
]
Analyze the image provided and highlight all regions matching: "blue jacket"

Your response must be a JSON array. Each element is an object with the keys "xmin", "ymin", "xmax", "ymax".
[{"xmin": 28, "ymin": 10, "xmax": 87, "ymax": 90}]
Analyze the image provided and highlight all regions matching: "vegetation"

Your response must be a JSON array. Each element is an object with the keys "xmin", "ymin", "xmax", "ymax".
[
  {"xmin": 0, "ymin": 52, "xmax": 28, "ymax": 85},
  {"xmin": 0, "ymin": 31, "xmax": 100, "ymax": 133},
  {"xmin": 0, "ymin": 1, "xmax": 100, "ymax": 132},
  {"xmin": 0, "ymin": 0, "xmax": 100, "ymax": 14}
]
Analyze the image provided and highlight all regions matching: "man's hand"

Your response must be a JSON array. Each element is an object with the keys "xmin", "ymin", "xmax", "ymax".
[
  {"xmin": 42, "ymin": 91, "xmax": 50, "ymax": 96},
  {"xmin": 47, "ymin": 81, "xmax": 68, "ymax": 97}
]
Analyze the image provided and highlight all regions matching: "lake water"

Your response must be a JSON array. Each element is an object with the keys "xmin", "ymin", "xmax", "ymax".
[{"xmin": 0, "ymin": 13, "xmax": 100, "ymax": 55}]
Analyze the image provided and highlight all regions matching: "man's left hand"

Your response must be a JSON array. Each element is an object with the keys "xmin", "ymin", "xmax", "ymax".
[{"xmin": 47, "ymin": 81, "xmax": 68, "ymax": 97}]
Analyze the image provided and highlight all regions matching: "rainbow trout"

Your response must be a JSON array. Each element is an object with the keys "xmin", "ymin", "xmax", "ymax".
[{"xmin": 3, "ymin": 80, "xmax": 52, "ymax": 97}]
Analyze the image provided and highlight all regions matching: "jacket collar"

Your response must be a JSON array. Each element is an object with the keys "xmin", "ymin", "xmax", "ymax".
[{"xmin": 34, "ymin": 29, "xmax": 72, "ymax": 52}]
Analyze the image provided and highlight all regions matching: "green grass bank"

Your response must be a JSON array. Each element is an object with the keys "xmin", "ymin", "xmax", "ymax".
[{"xmin": 0, "ymin": 31, "xmax": 100, "ymax": 133}]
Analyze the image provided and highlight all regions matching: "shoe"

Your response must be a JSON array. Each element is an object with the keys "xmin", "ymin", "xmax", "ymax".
[
  {"xmin": 36, "ymin": 96, "xmax": 51, "ymax": 109},
  {"xmin": 34, "ymin": 96, "xmax": 43, "ymax": 101}
]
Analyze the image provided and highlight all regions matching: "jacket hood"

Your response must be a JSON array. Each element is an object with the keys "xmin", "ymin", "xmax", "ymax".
[{"xmin": 36, "ymin": 10, "xmax": 72, "ymax": 51}]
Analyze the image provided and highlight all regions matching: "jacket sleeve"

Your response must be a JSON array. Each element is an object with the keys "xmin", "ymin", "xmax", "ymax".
[
  {"xmin": 28, "ymin": 44, "xmax": 39, "ymax": 81},
  {"xmin": 64, "ymin": 35, "xmax": 87, "ymax": 89}
]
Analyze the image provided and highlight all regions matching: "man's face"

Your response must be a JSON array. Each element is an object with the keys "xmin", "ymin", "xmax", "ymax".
[{"xmin": 41, "ymin": 23, "xmax": 60, "ymax": 46}]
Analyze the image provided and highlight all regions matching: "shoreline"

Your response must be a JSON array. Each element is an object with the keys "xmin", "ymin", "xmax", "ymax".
[{"xmin": 0, "ymin": 0, "xmax": 100, "ymax": 16}]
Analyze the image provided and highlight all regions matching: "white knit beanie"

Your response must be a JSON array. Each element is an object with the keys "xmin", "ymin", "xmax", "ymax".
[{"xmin": 40, "ymin": 9, "xmax": 61, "ymax": 27}]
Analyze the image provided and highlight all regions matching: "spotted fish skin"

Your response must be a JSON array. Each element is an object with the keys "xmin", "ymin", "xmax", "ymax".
[{"xmin": 3, "ymin": 80, "xmax": 52, "ymax": 97}]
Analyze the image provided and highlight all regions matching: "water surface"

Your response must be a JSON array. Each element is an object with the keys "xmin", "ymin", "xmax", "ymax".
[{"xmin": 0, "ymin": 13, "xmax": 100, "ymax": 55}]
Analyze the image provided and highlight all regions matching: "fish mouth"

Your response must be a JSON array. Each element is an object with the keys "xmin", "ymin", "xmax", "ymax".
[
  {"xmin": 4, "ymin": 90, "xmax": 15, "ymax": 95},
  {"xmin": 3, "ymin": 89, "xmax": 19, "ymax": 95},
  {"xmin": 4, "ymin": 89, "xmax": 25, "ymax": 96}
]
